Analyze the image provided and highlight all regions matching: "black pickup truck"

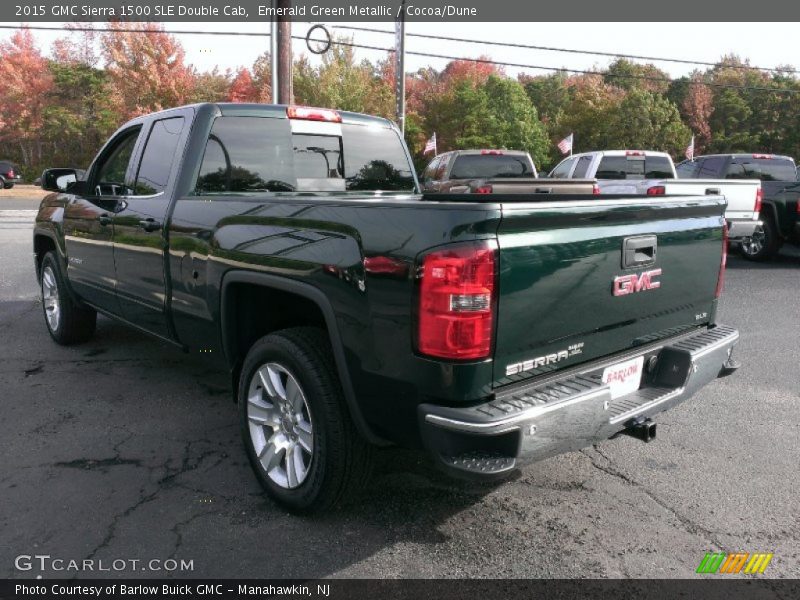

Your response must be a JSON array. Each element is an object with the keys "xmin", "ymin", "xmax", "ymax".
[
  {"xmin": 677, "ymin": 153, "xmax": 799, "ymax": 260},
  {"xmin": 34, "ymin": 103, "xmax": 739, "ymax": 512}
]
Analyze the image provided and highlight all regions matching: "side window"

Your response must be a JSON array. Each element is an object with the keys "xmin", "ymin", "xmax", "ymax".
[
  {"xmin": 676, "ymin": 161, "xmax": 698, "ymax": 178},
  {"xmin": 93, "ymin": 128, "xmax": 140, "ymax": 197},
  {"xmin": 434, "ymin": 155, "xmax": 449, "ymax": 180},
  {"xmin": 422, "ymin": 157, "xmax": 441, "ymax": 182},
  {"xmin": 550, "ymin": 157, "xmax": 575, "ymax": 179},
  {"xmin": 571, "ymin": 156, "xmax": 592, "ymax": 178},
  {"xmin": 698, "ymin": 157, "xmax": 725, "ymax": 178},
  {"xmin": 133, "ymin": 117, "xmax": 186, "ymax": 196}
]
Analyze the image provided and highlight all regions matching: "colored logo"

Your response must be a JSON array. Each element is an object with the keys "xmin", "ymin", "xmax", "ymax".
[{"xmin": 696, "ymin": 552, "xmax": 773, "ymax": 574}]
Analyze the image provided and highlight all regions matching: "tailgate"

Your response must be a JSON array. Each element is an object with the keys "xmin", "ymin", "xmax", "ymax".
[
  {"xmin": 662, "ymin": 179, "xmax": 760, "ymax": 221},
  {"xmin": 492, "ymin": 195, "xmax": 725, "ymax": 387}
]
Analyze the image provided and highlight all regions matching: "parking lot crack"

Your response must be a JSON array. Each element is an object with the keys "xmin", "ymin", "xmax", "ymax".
[{"xmin": 581, "ymin": 446, "xmax": 725, "ymax": 551}]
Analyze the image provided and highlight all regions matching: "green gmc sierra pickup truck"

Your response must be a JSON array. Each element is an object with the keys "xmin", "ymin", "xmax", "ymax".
[{"xmin": 34, "ymin": 103, "xmax": 739, "ymax": 512}]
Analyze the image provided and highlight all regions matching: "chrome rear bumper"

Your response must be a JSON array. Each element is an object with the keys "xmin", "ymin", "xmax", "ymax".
[
  {"xmin": 727, "ymin": 219, "xmax": 760, "ymax": 241},
  {"xmin": 419, "ymin": 325, "xmax": 739, "ymax": 478}
]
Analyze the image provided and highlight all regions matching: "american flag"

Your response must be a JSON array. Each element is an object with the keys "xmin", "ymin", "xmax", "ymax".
[
  {"xmin": 685, "ymin": 135, "xmax": 695, "ymax": 160},
  {"xmin": 557, "ymin": 133, "xmax": 573, "ymax": 155},
  {"xmin": 423, "ymin": 133, "xmax": 437, "ymax": 155}
]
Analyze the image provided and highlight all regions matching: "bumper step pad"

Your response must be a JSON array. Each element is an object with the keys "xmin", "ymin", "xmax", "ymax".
[{"xmin": 421, "ymin": 325, "xmax": 739, "ymax": 478}]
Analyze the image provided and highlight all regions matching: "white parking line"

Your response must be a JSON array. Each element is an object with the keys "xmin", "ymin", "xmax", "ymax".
[
  {"xmin": 0, "ymin": 210, "xmax": 37, "ymax": 229},
  {"xmin": 0, "ymin": 210, "xmax": 37, "ymax": 218}
]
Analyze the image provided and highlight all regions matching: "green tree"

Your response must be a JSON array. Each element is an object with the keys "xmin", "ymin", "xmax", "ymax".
[
  {"xmin": 604, "ymin": 58, "xmax": 671, "ymax": 94},
  {"xmin": 604, "ymin": 89, "xmax": 691, "ymax": 155},
  {"xmin": 42, "ymin": 60, "xmax": 118, "ymax": 170}
]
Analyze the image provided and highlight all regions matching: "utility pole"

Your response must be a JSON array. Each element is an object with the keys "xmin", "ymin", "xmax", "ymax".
[
  {"xmin": 276, "ymin": 0, "xmax": 293, "ymax": 104},
  {"xmin": 270, "ymin": 2, "xmax": 278, "ymax": 103},
  {"xmin": 394, "ymin": 0, "xmax": 406, "ymax": 133}
]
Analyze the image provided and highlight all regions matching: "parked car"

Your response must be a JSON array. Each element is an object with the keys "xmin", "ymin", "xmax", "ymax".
[
  {"xmin": 0, "ymin": 160, "xmax": 22, "ymax": 188},
  {"xmin": 547, "ymin": 150, "xmax": 676, "ymax": 193},
  {"xmin": 422, "ymin": 149, "xmax": 597, "ymax": 195},
  {"xmin": 550, "ymin": 150, "xmax": 761, "ymax": 246},
  {"xmin": 676, "ymin": 153, "xmax": 799, "ymax": 260},
  {"xmin": 34, "ymin": 103, "xmax": 738, "ymax": 512}
]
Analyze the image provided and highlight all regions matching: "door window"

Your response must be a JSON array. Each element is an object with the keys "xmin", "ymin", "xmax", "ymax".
[
  {"xmin": 133, "ymin": 117, "xmax": 186, "ymax": 196},
  {"xmin": 550, "ymin": 157, "xmax": 576, "ymax": 179},
  {"xmin": 676, "ymin": 161, "xmax": 698, "ymax": 178},
  {"xmin": 93, "ymin": 128, "xmax": 140, "ymax": 197},
  {"xmin": 422, "ymin": 157, "xmax": 441, "ymax": 183},
  {"xmin": 698, "ymin": 157, "xmax": 726, "ymax": 178},
  {"xmin": 571, "ymin": 155, "xmax": 593, "ymax": 178}
]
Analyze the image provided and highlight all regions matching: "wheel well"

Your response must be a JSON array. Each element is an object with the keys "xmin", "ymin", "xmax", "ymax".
[
  {"xmin": 223, "ymin": 282, "xmax": 328, "ymax": 374},
  {"xmin": 34, "ymin": 235, "xmax": 57, "ymax": 277}
]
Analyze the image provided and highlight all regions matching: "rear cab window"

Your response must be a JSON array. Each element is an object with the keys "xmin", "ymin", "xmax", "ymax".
[
  {"xmin": 596, "ymin": 154, "xmax": 674, "ymax": 179},
  {"xmin": 726, "ymin": 156, "xmax": 797, "ymax": 181},
  {"xmin": 449, "ymin": 154, "xmax": 534, "ymax": 179},
  {"xmin": 195, "ymin": 115, "xmax": 416, "ymax": 195}
]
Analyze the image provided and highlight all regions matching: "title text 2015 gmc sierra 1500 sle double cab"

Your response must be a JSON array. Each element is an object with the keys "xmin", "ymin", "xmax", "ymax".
[{"xmin": 34, "ymin": 103, "xmax": 739, "ymax": 512}]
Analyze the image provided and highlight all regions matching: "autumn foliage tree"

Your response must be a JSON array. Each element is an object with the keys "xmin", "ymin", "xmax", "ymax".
[
  {"xmin": 2, "ymin": 25, "xmax": 800, "ymax": 179},
  {"xmin": 101, "ymin": 22, "xmax": 195, "ymax": 119},
  {"xmin": 227, "ymin": 68, "xmax": 259, "ymax": 103},
  {"xmin": 681, "ymin": 75, "xmax": 714, "ymax": 152},
  {"xmin": 0, "ymin": 30, "xmax": 54, "ymax": 165}
]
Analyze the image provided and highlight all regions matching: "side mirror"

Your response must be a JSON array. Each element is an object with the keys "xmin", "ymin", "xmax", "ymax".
[{"xmin": 41, "ymin": 168, "xmax": 79, "ymax": 193}]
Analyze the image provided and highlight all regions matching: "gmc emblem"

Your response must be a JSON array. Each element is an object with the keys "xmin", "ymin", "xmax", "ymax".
[{"xmin": 613, "ymin": 268, "xmax": 662, "ymax": 296}]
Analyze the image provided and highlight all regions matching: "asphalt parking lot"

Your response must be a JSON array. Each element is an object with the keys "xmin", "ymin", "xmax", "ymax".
[{"xmin": 1, "ymin": 198, "xmax": 798, "ymax": 579}]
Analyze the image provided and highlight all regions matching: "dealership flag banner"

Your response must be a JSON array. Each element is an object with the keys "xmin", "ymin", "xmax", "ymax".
[
  {"xmin": 686, "ymin": 135, "xmax": 695, "ymax": 160},
  {"xmin": 423, "ymin": 133, "xmax": 437, "ymax": 155},
  {"xmin": 557, "ymin": 133, "xmax": 573, "ymax": 155}
]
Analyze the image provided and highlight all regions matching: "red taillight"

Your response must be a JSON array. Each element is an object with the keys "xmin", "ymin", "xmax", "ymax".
[
  {"xmin": 715, "ymin": 222, "xmax": 728, "ymax": 299},
  {"xmin": 647, "ymin": 185, "xmax": 666, "ymax": 196},
  {"xmin": 625, "ymin": 151, "xmax": 645, "ymax": 157},
  {"xmin": 480, "ymin": 150, "xmax": 503, "ymax": 155},
  {"xmin": 592, "ymin": 184, "xmax": 600, "ymax": 195},
  {"xmin": 363, "ymin": 255, "xmax": 408, "ymax": 277},
  {"xmin": 286, "ymin": 105, "xmax": 342, "ymax": 123},
  {"xmin": 417, "ymin": 242, "xmax": 497, "ymax": 360},
  {"xmin": 7, "ymin": 169, "xmax": 14, "ymax": 178},
  {"xmin": 755, "ymin": 187, "xmax": 763, "ymax": 213},
  {"xmin": 473, "ymin": 185, "xmax": 493, "ymax": 194},
  {"xmin": 752, "ymin": 153, "xmax": 773, "ymax": 159}
]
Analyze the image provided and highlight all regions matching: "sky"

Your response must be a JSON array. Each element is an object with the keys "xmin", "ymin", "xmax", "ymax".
[{"xmin": 2, "ymin": 21, "xmax": 798, "ymax": 79}]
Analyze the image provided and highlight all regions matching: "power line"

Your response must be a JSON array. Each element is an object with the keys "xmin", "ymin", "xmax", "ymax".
[
  {"xmin": 2, "ymin": 24, "xmax": 798, "ymax": 94},
  {"xmin": 301, "ymin": 34, "xmax": 800, "ymax": 95},
  {"xmin": 329, "ymin": 24, "xmax": 794, "ymax": 76}
]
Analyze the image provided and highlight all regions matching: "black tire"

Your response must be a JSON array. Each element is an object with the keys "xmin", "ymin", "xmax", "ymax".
[
  {"xmin": 4, "ymin": 182, "xmax": 14, "ymax": 189},
  {"xmin": 740, "ymin": 214, "xmax": 780, "ymax": 262},
  {"xmin": 40, "ymin": 252, "xmax": 97, "ymax": 344},
  {"xmin": 238, "ymin": 327, "xmax": 373, "ymax": 513}
]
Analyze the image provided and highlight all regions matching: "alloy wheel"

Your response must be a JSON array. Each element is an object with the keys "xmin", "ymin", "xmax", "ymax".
[
  {"xmin": 246, "ymin": 363, "xmax": 314, "ymax": 489},
  {"xmin": 42, "ymin": 265, "xmax": 61, "ymax": 332}
]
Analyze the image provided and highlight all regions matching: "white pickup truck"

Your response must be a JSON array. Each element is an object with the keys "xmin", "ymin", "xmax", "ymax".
[{"xmin": 548, "ymin": 150, "xmax": 761, "ymax": 242}]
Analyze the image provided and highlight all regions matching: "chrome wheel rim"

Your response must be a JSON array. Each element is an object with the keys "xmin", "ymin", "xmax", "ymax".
[
  {"xmin": 741, "ymin": 224, "xmax": 765, "ymax": 256},
  {"xmin": 42, "ymin": 265, "xmax": 60, "ymax": 332},
  {"xmin": 247, "ymin": 363, "xmax": 313, "ymax": 489}
]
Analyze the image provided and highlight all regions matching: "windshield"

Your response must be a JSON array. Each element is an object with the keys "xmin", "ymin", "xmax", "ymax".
[
  {"xmin": 195, "ymin": 116, "xmax": 416, "ymax": 194},
  {"xmin": 596, "ymin": 155, "xmax": 674, "ymax": 179},
  {"xmin": 726, "ymin": 157, "xmax": 797, "ymax": 182},
  {"xmin": 450, "ymin": 154, "xmax": 534, "ymax": 179}
]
